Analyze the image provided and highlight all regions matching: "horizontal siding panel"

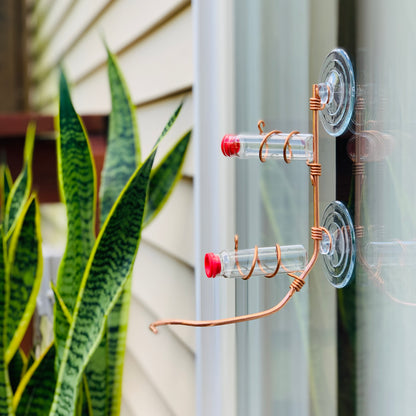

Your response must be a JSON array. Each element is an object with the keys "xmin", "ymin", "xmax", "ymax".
[
  {"xmin": 32, "ymin": 6, "xmax": 192, "ymax": 113},
  {"xmin": 72, "ymin": 5, "xmax": 192, "ymax": 113},
  {"xmin": 137, "ymin": 93, "xmax": 193, "ymax": 177},
  {"xmin": 32, "ymin": 0, "xmax": 111, "ymax": 82},
  {"xmin": 142, "ymin": 178, "xmax": 193, "ymax": 267},
  {"xmin": 64, "ymin": 0, "xmax": 190, "ymax": 83},
  {"xmin": 119, "ymin": 401, "xmax": 135, "ymax": 416},
  {"xmin": 126, "ymin": 300, "xmax": 195, "ymax": 416},
  {"xmin": 132, "ymin": 241, "xmax": 195, "ymax": 351},
  {"xmin": 121, "ymin": 351, "xmax": 173, "ymax": 416},
  {"xmin": 32, "ymin": 0, "xmax": 71, "ymax": 46},
  {"xmin": 40, "ymin": 6, "xmax": 192, "ymax": 114},
  {"xmin": 30, "ymin": 67, "xmax": 57, "ymax": 112}
]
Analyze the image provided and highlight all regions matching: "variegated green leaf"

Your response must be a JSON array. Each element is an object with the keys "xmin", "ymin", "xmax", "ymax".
[
  {"xmin": 143, "ymin": 130, "xmax": 191, "ymax": 227},
  {"xmin": 0, "ymin": 227, "xmax": 13, "ymax": 415},
  {"xmin": 84, "ymin": 328, "xmax": 109, "ymax": 416},
  {"xmin": 52, "ymin": 286, "xmax": 93, "ymax": 416},
  {"xmin": 105, "ymin": 106, "xmax": 188, "ymax": 416},
  {"xmin": 4, "ymin": 124, "xmax": 35, "ymax": 237},
  {"xmin": 14, "ymin": 343, "xmax": 56, "ymax": 416},
  {"xmin": 80, "ymin": 375, "xmax": 93, "ymax": 416},
  {"xmin": 50, "ymin": 151, "xmax": 156, "ymax": 416},
  {"xmin": 8, "ymin": 349, "xmax": 26, "ymax": 394},
  {"xmin": 0, "ymin": 165, "xmax": 12, "ymax": 223},
  {"xmin": 153, "ymin": 101, "xmax": 183, "ymax": 150},
  {"xmin": 105, "ymin": 101, "xmax": 187, "ymax": 415},
  {"xmin": 105, "ymin": 275, "xmax": 132, "ymax": 415},
  {"xmin": 86, "ymin": 47, "xmax": 141, "ymax": 416},
  {"xmin": 54, "ymin": 69, "xmax": 97, "ymax": 369},
  {"xmin": 99, "ymin": 47, "xmax": 140, "ymax": 226},
  {"xmin": 6, "ymin": 196, "xmax": 42, "ymax": 365}
]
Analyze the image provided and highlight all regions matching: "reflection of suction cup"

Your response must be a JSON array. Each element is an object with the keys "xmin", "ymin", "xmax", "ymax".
[
  {"xmin": 318, "ymin": 49, "xmax": 355, "ymax": 136},
  {"xmin": 321, "ymin": 201, "xmax": 356, "ymax": 288}
]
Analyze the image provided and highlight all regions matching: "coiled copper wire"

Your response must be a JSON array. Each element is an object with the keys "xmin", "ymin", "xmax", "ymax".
[
  {"xmin": 258, "ymin": 127, "xmax": 301, "ymax": 164},
  {"xmin": 289, "ymin": 275, "xmax": 305, "ymax": 292},
  {"xmin": 307, "ymin": 162, "xmax": 322, "ymax": 186},
  {"xmin": 311, "ymin": 226, "xmax": 323, "ymax": 241},
  {"xmin": 310, "ymin": 84, "xmax": 330, "ymax": 111},
  {"xmin": 234, "ymin": 234, "xmax": 282, "ymax": 279},
  {"xmin": 259, "ymin": 130, "xmax": 282, "ymax": 162},
  {"xmin": 354, "ymin": 225, "xmax": 364, "ymax": 239},
  {"xmin": 283, "ymin": 131, "xmax": 300, "ymax": 163},
  {"xmin": 352, "ymin": 162, "xmax": 365, "ymax": 176}
]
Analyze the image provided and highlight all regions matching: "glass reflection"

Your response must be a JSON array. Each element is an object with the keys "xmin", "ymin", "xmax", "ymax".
[{"xmin": 352, "ymin": 3, "xmax": 416, "ymax": 413}]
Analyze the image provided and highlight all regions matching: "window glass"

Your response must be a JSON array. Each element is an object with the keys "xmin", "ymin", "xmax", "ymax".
[{"xmin": 234, "ymin": 1, "xmax": 336, "ymax": 415}]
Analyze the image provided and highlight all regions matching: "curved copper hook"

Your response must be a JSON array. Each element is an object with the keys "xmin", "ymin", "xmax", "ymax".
[{"xmin": 258, "ymin": 120, "xmax": 266, "ymax": 134}]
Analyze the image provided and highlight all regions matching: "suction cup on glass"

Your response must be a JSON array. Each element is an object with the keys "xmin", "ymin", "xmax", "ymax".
[
  {"xmin": 320, "ymin": 201, "xmax": 356, "ymax": 288},
  {"xmin": 318, "ymin": 49, "xmax": 355, "ymax": 137}
]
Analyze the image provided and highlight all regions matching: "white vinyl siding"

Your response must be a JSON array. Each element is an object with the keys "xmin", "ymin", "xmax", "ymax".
[{"xmin": 27, "ymin": 1, "xmax": 195, "ymax": 415}]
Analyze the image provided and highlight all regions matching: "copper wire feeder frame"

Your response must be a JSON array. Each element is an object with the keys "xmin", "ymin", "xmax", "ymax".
[{"xmin": 150, "ymin": 84, "xmax": 333, "ymax": 334}]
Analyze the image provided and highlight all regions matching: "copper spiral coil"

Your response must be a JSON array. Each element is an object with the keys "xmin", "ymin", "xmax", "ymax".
[
  {"xmin": 289, "ymin": 274, "xmax": 305, "ymax": 292},
  {"xmin": 355, "ymin": 96, "xmax": 365, "ymax": 112},
  {"xmin": 310, "ymin": 84, "xmax": 329, "ymax": 111},
  {"xmin": 309, "ymin": 96, "xmax": 326, "ymax": 112},
  {"xmin": 234, "ymin": 235, "xmax": 282, "ymax": 279},
  {"xmin": 311, "ymin": 226, "xmax": 323, "ymax": 241},
  {"xmin": 352, "ymin": 162, "xmax": 365, "ymax": 176},
  {"xmin": 259, "ymin": 129, "xmax": 282, "ymax": 162},
  {"xmin": 283, "ymin": 131, "xmax": 300, "ymax": 163},
  {"xmin": 257, "ymin": 123, "xmax": 300, "ymax": 164},
  {"xmin": 307, "ymin": 162, "xmax": 322, "ymax": 186},
  {"xmin": 355, "ymin": 225, "xmax": 364, "ymax": 238},
  {"xmin": 258, "ymin": 244, "xmax": 282, "ymax": 278}
]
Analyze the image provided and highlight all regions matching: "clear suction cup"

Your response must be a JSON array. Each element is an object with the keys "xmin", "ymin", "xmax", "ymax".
[
  {"xmin": 320, "ymin": 201, "xmax": 356, "ymax": 288},
  {"xmin": 318, "ymin": 49, "xmax": 355, "ymax": 136}
]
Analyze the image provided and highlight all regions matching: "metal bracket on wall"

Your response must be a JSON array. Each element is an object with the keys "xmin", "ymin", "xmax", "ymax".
[{"xmin": 150, "ymin": 48, "xmax": 356, "ymax": 334}]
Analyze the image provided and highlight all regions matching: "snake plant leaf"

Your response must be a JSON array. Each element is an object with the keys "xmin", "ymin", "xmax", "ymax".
[
  {"xmin": 105, "ymin": 105, "xmax": 188, "ymax": 416},
  {"xmin": 54, "ymin": 69, "xmax": 97, "ymax": 369},
  {"xmin": 85, "ymin": 47, "xmax": 141, "ymax": 416},
  {"xmin": 152, "ymin": 101, "xmax": 183, "ymax": 151},
  {"xmin": 143, "ymin": 130, "xmax": 191, "ymax": 227},
  {"xmin": 0, "ymin": 227, "xmax": 13, "ymax": 415},
  {"xmin": 83, "ymin": 329, "xmax": 109, "ymax": 416},
  {"xmin": 4, "ymin": 123, "xmax": 35, "ymax": 238},
  {"xmin": 52, "ymin": 285, "xmax": 94, "ymax": 416},
  {"xmin": 14, "ymin": 343, "xmax": 56, "ymax": 416},
  {"xmin": 80, "ymin": 375, "xmax": 93, "ymax": 416},
  {"xmin": 105, "ymin": 276, "xmax": 131, "ymax": 415},
  {"xmin": 50, "ymin": 150, "xmax": 156, "ymax": 416},
  {"xmin": 99, "ymin": 47, "xmax": 140, "ymax": 226},
  {"xmin": 0, "ymin": 165, "xmax": 12, "ymax": 223},
  {"xmin": 8, "ymin": 349, "xmax": 26, "ymax": 394},
  {"xmin": 6, "ymin": 195, "xmax": 42, "ymax": 365}
]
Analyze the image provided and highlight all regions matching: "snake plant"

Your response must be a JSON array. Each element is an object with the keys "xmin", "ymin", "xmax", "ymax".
[{"xmin": 0, "ymin": 48, "xmax": 191, "ymax": 415}]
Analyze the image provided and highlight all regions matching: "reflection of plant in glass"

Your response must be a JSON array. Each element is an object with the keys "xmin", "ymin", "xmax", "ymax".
[{"xmin": 1, "ymin": 48, "xmax": 190, "ymax": 415}]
